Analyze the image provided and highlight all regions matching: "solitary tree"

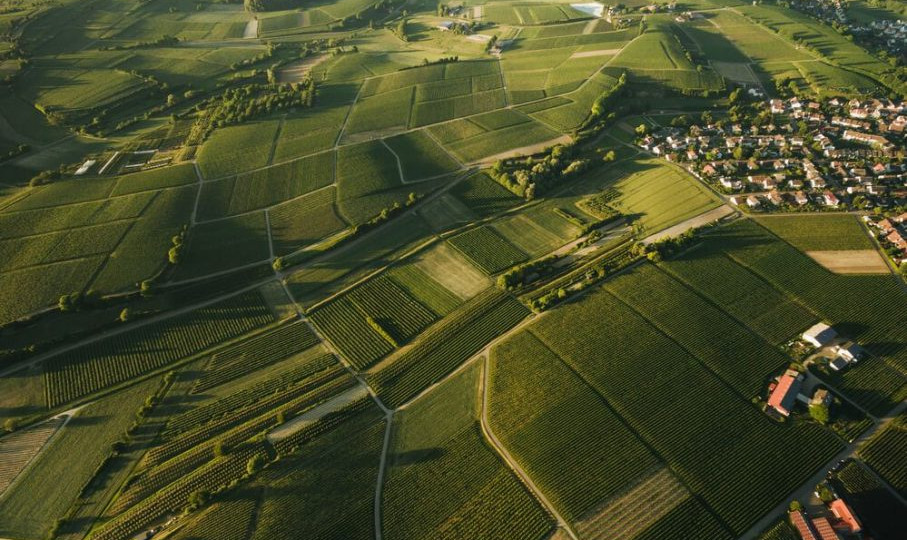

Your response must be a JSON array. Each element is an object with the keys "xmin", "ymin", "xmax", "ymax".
[{"xmin": 809, "ymin": 401, "xmax": 830, "ymax": 424}]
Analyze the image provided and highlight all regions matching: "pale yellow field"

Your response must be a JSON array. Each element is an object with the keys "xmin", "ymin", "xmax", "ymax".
[{"xmin": 806, "ymin": 250, "xmax": 889, "ymax": 274}]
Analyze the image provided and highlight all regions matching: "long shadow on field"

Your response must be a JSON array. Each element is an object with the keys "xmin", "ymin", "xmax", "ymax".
[
  {"xmin": 63, "ymin": 413, "xmax": 108, "ymax": 427},
  {"xmin": 389, "ymin": 447, "xmax": 446, "ymax": 466}
]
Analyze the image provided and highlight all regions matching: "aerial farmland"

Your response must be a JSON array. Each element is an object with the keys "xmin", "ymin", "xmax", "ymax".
[{"xmin": 0, "ymin": 0, "xmax": 905, "ymax": 538}]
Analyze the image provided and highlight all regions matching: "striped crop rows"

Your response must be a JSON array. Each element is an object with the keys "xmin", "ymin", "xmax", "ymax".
[
  {"xmin": 45, "ymin": 290, "xmax": 274, "ymax": 407},
  {"xmin": 192, "ymin": 321, "xmax": 320, "ymax": 393}
]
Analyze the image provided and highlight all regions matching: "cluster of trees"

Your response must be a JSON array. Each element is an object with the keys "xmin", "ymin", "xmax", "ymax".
[
  {"xmin": 496, "ymin": 256, "xmax": 560, "ymax": 290},
  {"xmin": 529, "ymin": 245, "xmax": 640, "ymax": 312},
  {"xmin": 408, "ymin": 56, "xmax": 458, "ymax": 69},
  {"xmin": 99, "ymin": 35, "xmax": 180, "ymax": 51},
  {"xmin": 488, "ymin": 144, "xmax": 591, "ymax": 200},
  {"xmin": 187, "ymin": 79, "xmax": 315, "ymax": 144},
  {"xmin": 333, "ymin": 0, "xmax": 401, "ymax": 31},
  {"xmin": 168, "ymin": 228, "xmax": 187, "ymax": 265},
  {"xmin": 57, "ymin": 289, "xmax": 109, "ymax": 313}
]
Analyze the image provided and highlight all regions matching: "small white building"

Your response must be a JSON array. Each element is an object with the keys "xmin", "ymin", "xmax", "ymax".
[
  {"xmin": 836, "ymin": 342, "xmax": 863, "ymax": 363},
  {"xmin": 829, "ymin": 356, "xmax": 849, "ymax": 371},
  {"xmin": 803, "ymin": 322, "xmax": 837, "ymax": 348}
]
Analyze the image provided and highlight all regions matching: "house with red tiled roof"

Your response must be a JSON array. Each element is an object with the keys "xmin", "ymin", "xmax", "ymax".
[
  {"xmin": 768, "ymin": 369, "xmax": 804, "ymax": 417},
  {"xmin": 829, "ymin": 499, "xmax": 861, "ymax": 534},
  {"xmin": 888, "ymin": 229, "xmax": 907, "ymax": 250},
  {"xmin": 791, "ymin": 510, "xmax": 818, "ymax": 540},
  {"xmin": 810, "ymin": 517, "xmax": 840, "ymax": 540}
]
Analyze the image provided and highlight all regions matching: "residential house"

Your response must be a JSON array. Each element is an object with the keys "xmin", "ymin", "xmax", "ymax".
[
  {"xmin": 829, "ymin": 499, "xmax": 862, "ymax": 534},
  {"xmin": 768, "ymin": 369, "xmax": 804, "ymax": 417},
  {"xmin": 720, "ymin": 177, "xmax": 743, "ymax": 190},
  {"xmin": 768, "ymin": 190, "xmax": 783, "ymax": 206},
  {"xmin": 746, "ymin": 195, "xmax": 761, "ymax": 208},
  {"xmin": 795, "ymin": 191, "xmax": 810, "ymax": 205},
  {"xmin": 887, "ymin": 229, "xmax": 907, "ymax": 250},
  {"xmin": 823, "ymin": 190, "xmax": 840, "ymax": 207}
]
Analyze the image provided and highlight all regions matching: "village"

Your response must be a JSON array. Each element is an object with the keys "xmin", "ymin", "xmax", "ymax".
[{"xmin": 637, "ymin": 96, "xmax": 907, "ymax": 266}]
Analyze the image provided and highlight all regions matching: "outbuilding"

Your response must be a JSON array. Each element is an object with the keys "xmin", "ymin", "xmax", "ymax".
[{"xmin": 802, "ymin": 323, "xmax": 837, "ymax": 348}]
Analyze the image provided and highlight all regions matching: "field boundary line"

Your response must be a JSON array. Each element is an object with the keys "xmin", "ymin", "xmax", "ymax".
[
  {"xmin": 191, "ymin": 161, "xmax": 205, "ymax": 225},
  {"xmin": 0, "ymin": 405, "xmax": 84, "ymax": 503},
  {"xmin": 163, "ymin": 259, "xmax": 270, "ymax": 287},
  {"xmin": 194, "ymin": 184, "xmax": 335, "ymax": 225},
  {"xmin": 264, "ymin": 208, "xmax": 275, "ymax": 261},
  {"xmin": 266, "ymin": 115, "xmax": 286, "ymax": 166},
  {"xmin": 276, "ymin": 278, "xmax": 391, "ymax": 414},
  {"xmin": 380, "ymin": 139, "xmax": 407, "ymax": 185},
  {"xmin": 422, "ymin": 128, "xmax": 465, "ymax": 168},
  {"xmin": 335, "ymin": 81, "xmax": 365, "ymax": 146},
  {"xmin": 374, "ymin": 411, "xmax": 393, "ymax": 540},
  {"xmin": 479, "ymin": 354, "xmax": 580, "ymax": 540}
]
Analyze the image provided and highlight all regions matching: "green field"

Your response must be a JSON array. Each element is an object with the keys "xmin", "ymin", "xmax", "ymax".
[
  {"xmin": 525, "ymin": 278, "xmax": 842, "ymax": 535},
  {"xmin": 43, "ymin": 289, "xmax": 276, "ymax": 407},
  {"xmin": 694, "ymin": 220, "xmax": 907, "ymax": 415},
  {"xmin": 755, "ymin": 214, "xmax": 874, "ymax": 252},
  {"xmin": 448, "ymin": 226, "xmax": 529, "ymax": 275},
  {"xmin": 859, "ymin": 414, "xmax": 907, "ymax": 498},
  {"xmin": 0, "ymin": 378, "xmax": 159, "ymax": 539},
  {"xmin": 593, "ymin": 159, "xmax": 721, "ymax": 235},
  {"xmin": 197, "ymin": 151, "xmax": 335, "ymax": 221},
  {"xmin": 384, "ymin": 361, "xmax": 554, "ymax": 539}
]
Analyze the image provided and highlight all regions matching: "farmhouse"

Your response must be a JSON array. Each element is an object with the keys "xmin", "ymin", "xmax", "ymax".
[
  {"xmin": 790, "ymin": 510, "xmax": 819, "ymax": 540},
  {"xmin": 767, "ymin": 369, "xmax": 803, "ymax": 417},
  {"xmin": 829, "ymin": 498, "xmax": 862, "ymax": 534},
  {"xmin": 802, "ymin": 323, "xmax": 837, "ymax": 348}
]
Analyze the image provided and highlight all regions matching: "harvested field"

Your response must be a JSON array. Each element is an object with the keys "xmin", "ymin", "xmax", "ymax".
[
  {"xmin": 411, "ymin": 242, "xmax": 490, "ymax": 300},
  {"xmin": 806, "ymin": 250, "xmax": 889, "ymax": 274},
  {"xmin": 0, "ymin": 416, "xmax": 65, "ymax": 496},
  {"xmin": 277, "ymin": 54, "xmax": 328, "ymax": 83},
  {"xmin": 576, "ymin": 467, "xmax": 690, "ymax": 540},
  {"xmin": 475, "ymin": 134, "xmax": 572, "ymax": 165}
]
